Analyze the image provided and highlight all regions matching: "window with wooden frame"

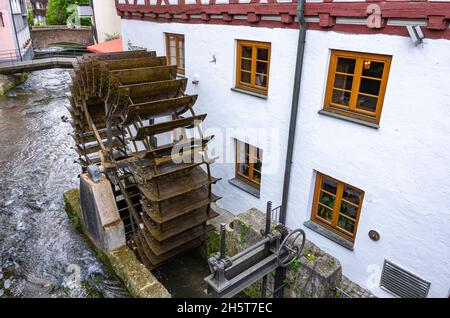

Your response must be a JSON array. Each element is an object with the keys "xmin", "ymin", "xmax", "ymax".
[
  {"xmin": 236, "ymin": 40, "xmax": 271, "ymax": 95},
  {"xmin": 324, "ymin": 50, "xmax": 392, "ymax": 124},
  {"xmin": 235, "ymin": 140, "xmax": 262, "ymax": 189},
  {"xmin": 311, "ymin": 173, "xmax": 364, "ymax": 241},
  {"xmin": 165, "ymin": 33, "xmax": 185, "ymax": 75}
]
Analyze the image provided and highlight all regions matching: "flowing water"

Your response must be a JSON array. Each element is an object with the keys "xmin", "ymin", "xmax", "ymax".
[{"xmin": 0, "ymin": 69, "xmax": 129, "ymax": 298}]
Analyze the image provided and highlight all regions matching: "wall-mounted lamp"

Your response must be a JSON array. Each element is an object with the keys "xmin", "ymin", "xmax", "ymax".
[
  {"xmin": 210, "ymin": 55, "xmax": 216, "ymax": 63},
  {"xmin": 192, "ymin": 74, "xmax": 200, "ymax": 85}
]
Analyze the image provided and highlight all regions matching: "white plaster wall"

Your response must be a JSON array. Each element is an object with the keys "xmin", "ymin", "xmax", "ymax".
[
  {"xmin": 121, "ymin": 19, "xmax": 450, "ymax": 298},
  {"xmin": 288, "ymin": 31, "xmax": 450, "ymax": 298},
  {"xmin": 122, "ymin": 19, "xmax": 296, "ymax": 215},
  {"xmin": 92, "ymin": 0, "xmax": 121, "ymax": 43}
]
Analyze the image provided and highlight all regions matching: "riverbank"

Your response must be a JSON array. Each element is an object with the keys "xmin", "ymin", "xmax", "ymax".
[
  {"xmin": 0, "ymin": 73, "xmax": 28, "ymax": 96},
  {"xmin": 63, "ymin": 189, "xmax": 171, "ymax": 298}
]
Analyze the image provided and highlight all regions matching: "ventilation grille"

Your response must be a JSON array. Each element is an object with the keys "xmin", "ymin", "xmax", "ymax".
[{"xmin": 380, "ymin": 260, "xmax": 431, "ymax": 298}]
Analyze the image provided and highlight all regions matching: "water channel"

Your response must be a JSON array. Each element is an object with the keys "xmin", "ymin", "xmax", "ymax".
[{"xmin": 0, "ymin": 68, "xmax": 211, "ymax": 298}]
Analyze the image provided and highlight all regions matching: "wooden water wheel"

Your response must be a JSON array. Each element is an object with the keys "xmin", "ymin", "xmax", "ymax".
[{"xmin": 68, "ymin": 50, "xmax": 221, "ymax": 269}]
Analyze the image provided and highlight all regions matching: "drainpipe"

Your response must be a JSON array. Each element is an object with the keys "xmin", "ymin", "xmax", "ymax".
[
  {"xmin": 8, "ymin": 0, "xmax": 23, "ymax": 61},
  {"xmin": 273, "ymin": 0, "xmax": 307, "ymax": 299},
  {"xmin": 279, "ymin": 0, "xmax": 307, "ymax": 225}
]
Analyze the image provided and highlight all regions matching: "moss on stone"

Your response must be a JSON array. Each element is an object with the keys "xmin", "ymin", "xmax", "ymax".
[
  {"xmin": 63, "ymin": 188, "xmax": 170, "ymax": 298},
  {"xmin": 109, "ymin": 246, "xmax": 171, "ymax": 298},
  {"xmin": 63, "ymin": 188, "xmax": 82, "ymax": 231},
  {"xmin": 242, "ymin": 285, "xmax": 261, "ymax": 298},
  {"xmin": 0, "ymin": 73, "xmax": 29, "ymax": 96}
]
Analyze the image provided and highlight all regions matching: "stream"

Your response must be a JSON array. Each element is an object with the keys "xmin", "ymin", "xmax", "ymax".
[
  {"xmin": 0, "ymin": 69, "xmax": 128, "ymax": 298},
  {"xmin": 0, "ymin": 68, "xmax": 212, "ymax": 298}
]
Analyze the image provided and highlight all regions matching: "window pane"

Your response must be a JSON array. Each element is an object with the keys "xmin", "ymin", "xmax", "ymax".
[
  {"xmin": 356, "ymin": 95, "xmax": 377, "ymax": 112},
  {"xmin": 241, "ymin": 59, "xmax": 252, "ymax": 71},
  {"xmin": 359, "ymin": 78, "xmax": 381, "ymax": 96},
  {"xmin": 237, "ymin": 141, "xmax": 245, "ymax": 163},
  {"xmin": 169, "ymin": 37, "xmax": 175, "ymax": 46},
  {"xmin": 238, "ymin": 164, "xmax": 249, "ymax": 177},
  {"xmin": 241, "ymin": 46, "xmax": 252, "ymax": 58},
  {"xmin": 256, "ymin": 61, "xmax": 268, "ymax": 75},
  {"xmin": 333, "ymin": 74, "xmax": 353, "ymax": 91},
  {"xmin": 178, "ymin": 45, "xmax": 184, "ymax": 61},
  {"xmin": 331, "ymin": 89, "xmax": 351, "ymax": 106},
  {"xmin": 257, "ymin": 48, "xmax": 269, "ymax": 61},
  {"xmin": 169, "ymin": 45, "xmax": 176, "ymax": 58},
  {"xmin": 337, "ymin": 215, "xmax": 355, "ymax": 233},
  {"xmin": 340, "ymin": 201, "xmax": 358, "ymax": 220},
  {"xmin": 343, "ymin": 185, "xmax": 362, "ymax": 205},
  {"xmin": 255, "ymin": 75, "xmax": 266, "ymax": 87},
  {"xmin": 336, "ymin": 57, "xmax": 356, "ymax": 74},
  {"xmin": 170, "ymin": 56, "xmax": 177, "ymax": 65},
  {"xmin": 240, "ymin": 71, "xmax": 251, "ymax": 84},
  {"xmin": 179, "ymin": 58, "xmax": 185, "ymax": 68},
  {"xmin": 319, "ymin": 191, "xmax": 335, "ymax": 209},
  {"xmin": 362, "ymin": 60, "xmax": 384, "ymax": 78},
  {"xmin": 318, "ymin": 205, "xmax": 333, "ymax": 222},
  {"xmin": 253, "ymin": 170, "xmax": 261, "ymax": 184},
  {"xmin": 321, "ymin": 176, "xmax": 338, "ymax": 194}
]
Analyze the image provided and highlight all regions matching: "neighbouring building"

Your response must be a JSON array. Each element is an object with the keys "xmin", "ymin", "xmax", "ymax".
[
  {"xmin": 30, "ymin": 0, "xmax": 46, "ymax": 25},
  {"xmin": 0, "ymin": 0, "xmax": 32, "ymax": 62},
  {"xmin": 91, "ymin": 0, "xmax": 121, "ymax": 43},
  {"xmin": 114, "ymin": 0, "xmax": 450, "ymax": 298}
]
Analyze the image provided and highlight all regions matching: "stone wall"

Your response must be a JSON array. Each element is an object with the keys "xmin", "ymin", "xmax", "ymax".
[
  {"xmin": 205, "ymin": 206, "xmax": 374, "ymax": 298},
  {"xmin": 31, "ymin": 26, "xmax": 94, "ymax": 48},
  {"xmin": 0, "ymin": 73, "xmax": 28, "ymax": 96}
]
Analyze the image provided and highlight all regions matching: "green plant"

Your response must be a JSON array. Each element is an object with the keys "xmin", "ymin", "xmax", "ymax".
[
  {"xmin": 303, "ymin": 250, "xmax": 316, "ymax": 262},
  {"xmin": 236, "ymin": 220, "xmax": 251, "ymax": 245},
  {"xmin": 80, "ymin": 17, "xmax": 92, "ymax": 26},
  {"xmin": 327, "ymin": 257, "xmax": 335, "ymax": 267},
  {"xmin": 27, "ymin": 10, "xmax": 34, "ymax": 26},
  {"xmin": 105, "ymin": 33, "xmax": 120, "ymax": 42},
  {"xmin": 289, "ymin": 257, "xmax": 302, "ymax": 275}
]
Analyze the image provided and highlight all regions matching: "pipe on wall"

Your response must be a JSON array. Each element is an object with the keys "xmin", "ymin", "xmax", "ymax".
[
  {"xmin": 279, "ymin": 0, "xmax": 307, "ymax": 226},
  {"xmin": 273, "ymin": 0, "xmax": 307, "ymax": 299}
]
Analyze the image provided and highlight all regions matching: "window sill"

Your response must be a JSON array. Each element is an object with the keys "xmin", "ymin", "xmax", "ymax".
[
  {"xmin": 230, "ymin": 87, "xmax": 268, "ymax": 100},
  {"xmin": 318, "ymin": 109, "xmax": 380, "ymax": 129},
  {"xmin": 228, "ymin": 177, "xmax": 260, "ymax": 198},
  {"xmin": 303, "ymin": 220, "xmax": 354, "ymax": 251}
]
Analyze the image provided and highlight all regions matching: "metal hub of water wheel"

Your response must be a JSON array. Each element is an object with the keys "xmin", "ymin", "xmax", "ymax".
[{"xmin": 68, "ymin": 50, "xmax": 221, "ymax": 270}]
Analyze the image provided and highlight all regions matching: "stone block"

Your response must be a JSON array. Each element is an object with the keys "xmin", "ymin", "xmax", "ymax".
[{"xmin": 79, "ymin": 173, "xmax": 126, "ymax": 254}]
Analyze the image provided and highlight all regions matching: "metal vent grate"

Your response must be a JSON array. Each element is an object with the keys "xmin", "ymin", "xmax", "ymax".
[{"xmin": 380, "ymin": 260, "xmax": 431, "ymax": 298}]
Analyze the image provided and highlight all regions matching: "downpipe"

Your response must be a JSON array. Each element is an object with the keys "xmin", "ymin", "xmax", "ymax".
[{"xmin": 274, "ymin": 0, "xmax": 307, "ymax": 298}]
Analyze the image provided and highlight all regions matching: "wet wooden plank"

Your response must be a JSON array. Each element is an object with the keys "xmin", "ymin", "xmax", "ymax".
[
  {"xmin": 133, "ymin": 114, "xmax": 206, "ymax": 140},
  {"xmin": 138, "ymin": 166, "xmax": 220, "ymax": 202},
  {"xmin": 117, "ymin": 78, "xmax": 187, "ymax": 104},
  {"xmin": 122, "ymin": 95, "xmax": 197, "ymax": 125},
  {"xmin": 142, "ymin": 192, "xmax": 221, "ymax": 223}
]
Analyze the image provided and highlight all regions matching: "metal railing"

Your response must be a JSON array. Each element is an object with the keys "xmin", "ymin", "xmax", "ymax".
[
  {"xmin": 0, "ymin": 49, "xmax": 23, "ymax": 64},
  {"xmin": 0, "ymin": 47, "xmax": 88, "ymax": 66}
]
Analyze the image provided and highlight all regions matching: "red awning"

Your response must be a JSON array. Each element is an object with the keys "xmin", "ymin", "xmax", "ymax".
[{"xmin": 87, "ymin": 38, "xmax": 123, "ymax": 53}]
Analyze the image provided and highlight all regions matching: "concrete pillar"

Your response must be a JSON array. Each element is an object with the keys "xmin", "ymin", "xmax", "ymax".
[{"xmin": 79, "ymin": 173, "xmax": 126, "ymax": 253}]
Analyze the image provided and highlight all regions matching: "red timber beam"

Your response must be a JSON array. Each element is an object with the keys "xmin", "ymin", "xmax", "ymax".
[{"xmin": 115, "ymin": 1, "xmax": 450, "ymax": 40}]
